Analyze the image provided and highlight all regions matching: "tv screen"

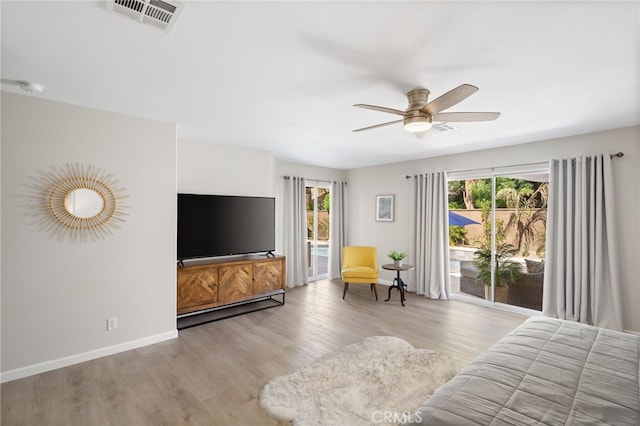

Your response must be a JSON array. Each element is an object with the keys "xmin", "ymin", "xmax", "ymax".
[{"xmin": 177, "ymin": 194, "xmax": 275, "ymax": 260}]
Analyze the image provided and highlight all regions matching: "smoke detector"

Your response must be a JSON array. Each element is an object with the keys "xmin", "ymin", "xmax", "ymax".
[
  {"xmin": 106, "ymin": 0, "xmax": 184, "ymax": 33},
  {"xmin": 19, "ymin": 82, "xmax": 45, "ymax": 94}
]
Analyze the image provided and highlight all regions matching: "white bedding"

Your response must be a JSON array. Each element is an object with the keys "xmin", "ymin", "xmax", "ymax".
[{"xmin": 410, "ymin": 317, "xmax": 640, "ymax": 425}]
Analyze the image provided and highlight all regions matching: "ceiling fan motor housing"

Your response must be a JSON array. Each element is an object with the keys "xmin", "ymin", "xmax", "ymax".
[
  {"xmin": 404, "ymin": 89, "xmax": 432, "ymax": 131},
  {"xmin": 406, "ymin": 88, "xmax": 430, "ymax": 110}
]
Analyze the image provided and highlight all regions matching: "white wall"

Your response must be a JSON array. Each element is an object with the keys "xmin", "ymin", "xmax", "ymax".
[
  {"xmin": 1, "ymin": 93, "xmax": 178, "ymax": 381},
  {"xmin": 177, "ymin": 138, "xmax": 275, "ymax": 196},
  {"xmin": 276, "ymin": 161, "xmax": 348, "ymax": 183},
  {"xmin": 347, "ymin": 126, "xmax": 640, "ymax": 332}
]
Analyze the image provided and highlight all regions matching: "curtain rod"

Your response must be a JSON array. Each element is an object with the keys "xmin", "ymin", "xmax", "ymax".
[
  {"xmin": 305, "ymin": 178, "xmax": 334, "ymax": 184},
  {"xmin": 404, "ymin": 152, "xmax": 625, "ymax": 179},
  {"xmin": 404, "ymin": 160, "xmax": 547, "ymax": 179},
  {"xmin": 281, "ymin": 176, "xmax": 343, "ymax": 184}
]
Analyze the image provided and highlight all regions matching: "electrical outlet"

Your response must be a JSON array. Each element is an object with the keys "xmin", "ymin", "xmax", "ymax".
[{"xmin": 107, "ymin": 317, "xmax": 118, "ymax": 331}]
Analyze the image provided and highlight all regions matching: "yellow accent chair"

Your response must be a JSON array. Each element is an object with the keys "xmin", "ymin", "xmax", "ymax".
[{"xmin": 341, "ymin": 246, "xmax": 379, "ymax": 301}]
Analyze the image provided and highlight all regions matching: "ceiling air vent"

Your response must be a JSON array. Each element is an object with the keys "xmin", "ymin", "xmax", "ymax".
[
  {"xmin": 106, "ymin": 0, "xmax": 184, "ymax": 33},
  {"xmin": 432, "ymin": 122, "xmax": 457, "ymax": 133}
]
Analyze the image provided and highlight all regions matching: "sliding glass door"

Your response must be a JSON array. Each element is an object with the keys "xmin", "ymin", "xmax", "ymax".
[
  {"xmin": 306, "ymin": 182, "xmax": 330, "ymax": 281},
  {"xmin": 448, "ymin": 167, "xmax": 548, "ymax": 310}
]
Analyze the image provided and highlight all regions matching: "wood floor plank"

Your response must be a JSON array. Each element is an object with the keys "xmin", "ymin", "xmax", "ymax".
[{"xmin": 1, "ymin": 279, "xmax": 528, "ymax": 425}]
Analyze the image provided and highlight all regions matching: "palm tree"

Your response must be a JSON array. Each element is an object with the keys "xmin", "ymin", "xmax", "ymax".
[{"xmin": 497, "ymin": 183, "xmax": 548, "ymax": 256}]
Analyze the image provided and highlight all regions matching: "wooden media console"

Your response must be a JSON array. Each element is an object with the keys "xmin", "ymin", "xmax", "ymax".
[{"xmin": 177, "ymin": 254, "xmax": 285, "ymax": 328}]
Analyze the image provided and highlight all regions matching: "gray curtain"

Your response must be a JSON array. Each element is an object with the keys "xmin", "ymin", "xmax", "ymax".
[
  {"xmin": 282, "ymin": 176, "xmax": 308, "ymax": 287},
  {"xmin": 328, "ymin": 181, "xmax": 347, "ymax": 279},
  {"xmin": 411, "ymin": 172, "xmax": 451, "ymax": 299},
  {"xmin": 543, "ymin": 154, "xmax": 623, "ymax": 330}
]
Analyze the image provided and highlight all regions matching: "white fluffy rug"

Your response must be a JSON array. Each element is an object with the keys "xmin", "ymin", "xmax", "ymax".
[{"xmin": 259, "ymin": 336, "xmax": 459, "ymax": 426}]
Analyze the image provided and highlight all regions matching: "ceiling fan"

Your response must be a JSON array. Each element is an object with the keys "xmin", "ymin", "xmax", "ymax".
[{"xmin": 353, "ymin": 84, "xmax": 500, "ymax": 135}]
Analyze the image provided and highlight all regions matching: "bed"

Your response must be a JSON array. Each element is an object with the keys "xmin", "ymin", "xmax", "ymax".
[{"xmin": 410, "ymin": 317, "xmax": 640, "ymax": 425}]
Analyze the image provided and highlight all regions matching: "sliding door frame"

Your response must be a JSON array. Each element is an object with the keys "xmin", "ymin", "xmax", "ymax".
[{"xmin": 448, "ymin": 162, "xmax": 548, "ymax": 307}]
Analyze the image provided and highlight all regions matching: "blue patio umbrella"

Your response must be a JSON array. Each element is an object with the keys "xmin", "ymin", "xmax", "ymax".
[{"xmin": 448, "ymin": 211, "xmax": 480, "ymax": 226}]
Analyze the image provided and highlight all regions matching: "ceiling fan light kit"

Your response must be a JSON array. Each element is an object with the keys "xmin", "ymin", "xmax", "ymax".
[
  {"xmin": 403, "ymin": 115, "xmax": 432, "ymax": 132},
  {"xmin": 353, "ymin": 84, "xmax": 500, "ymax": 135}
]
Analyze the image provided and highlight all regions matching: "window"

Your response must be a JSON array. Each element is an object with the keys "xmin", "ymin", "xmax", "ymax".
[{"xmin": 448, "ymin": 165, "xmax": 548, "ymax": 311}]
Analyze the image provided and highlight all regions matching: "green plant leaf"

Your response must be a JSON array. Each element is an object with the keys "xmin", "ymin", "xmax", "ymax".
[{"xmin": 387, "ymin": 250, "xmax": 407, "ymax": 260}]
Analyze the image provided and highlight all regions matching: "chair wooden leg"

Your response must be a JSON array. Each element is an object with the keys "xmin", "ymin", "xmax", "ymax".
[
  {"xmin": 343, "ymin": 282, "xmax": 349, "ymax": 299},
  {"xmin": 371, "ymin": 283, "xmax": 378, "ymax": 301}
]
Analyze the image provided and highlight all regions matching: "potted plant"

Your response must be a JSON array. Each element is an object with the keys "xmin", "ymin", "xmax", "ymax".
[
  {"xmin": 387, "ymin": 250, "xmax": 407, "ymax": 267},
  {"xmin": 473, "ymin": 241, "xmax": 523, "ymax": 302}
]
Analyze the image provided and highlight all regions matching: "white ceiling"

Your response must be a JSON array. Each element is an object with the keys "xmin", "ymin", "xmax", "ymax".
[{"xmin": 2, "ymin": 1, "xmax": 639, "ymax": 169}]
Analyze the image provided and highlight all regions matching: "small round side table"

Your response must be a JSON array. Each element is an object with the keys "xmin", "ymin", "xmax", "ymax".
[{"xmin": 381, "ymin": 263, "xmax": 414, "ymax": 306}]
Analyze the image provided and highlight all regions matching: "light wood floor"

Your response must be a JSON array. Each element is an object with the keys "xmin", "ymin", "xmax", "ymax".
[{"xmin": 1, "ymin": 280, "xmax": 528, "ymax": 426}]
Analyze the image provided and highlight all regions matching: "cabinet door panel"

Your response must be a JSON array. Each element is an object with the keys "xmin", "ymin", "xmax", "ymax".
[
  {"xmin": 218, "ymin": 264, "xmax": 252, "ymax": 303},
  {"xmin": 253, "ymin": 260, "xmax": 284, "ymax": 294},
  {"xmin": 177, "ymin": 268, "xmax": 218, "ymax": 313}
]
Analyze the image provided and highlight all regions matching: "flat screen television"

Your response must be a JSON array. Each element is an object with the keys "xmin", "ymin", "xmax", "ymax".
[{"xmin": 177, "ymin": 193, "xmax": 276, "ymax": 261}]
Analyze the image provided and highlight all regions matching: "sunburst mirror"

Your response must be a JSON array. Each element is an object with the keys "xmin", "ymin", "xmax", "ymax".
[{"xmin": 32, "ymin": 163, "xmax": 128, "ymax": 242}]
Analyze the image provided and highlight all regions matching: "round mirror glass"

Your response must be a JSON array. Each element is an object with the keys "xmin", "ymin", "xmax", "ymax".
[{"xmin": 64, "ymin": 188, "xmax": 105, "ymax": 218}]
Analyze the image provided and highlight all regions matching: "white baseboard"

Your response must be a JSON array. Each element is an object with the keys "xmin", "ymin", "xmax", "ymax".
[{"xmin": 0, "ymin": 330, "xmax": 178, "ymax": 383}]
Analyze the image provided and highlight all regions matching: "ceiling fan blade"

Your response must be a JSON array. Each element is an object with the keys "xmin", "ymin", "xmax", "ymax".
[
  {"xmin": 353, "ymin": 119, "xmax": 403, "ymax": 132},
  {"xmin": 354, "ymin": 104, "xmax": 408, "ymax": 116},
  {"xmin": 421, "ymin": 84, "xmax": 478, "ymax": 115},
  {"xmin": 432, "ymin": 111, "xmax": 501, "ymax": 122}
]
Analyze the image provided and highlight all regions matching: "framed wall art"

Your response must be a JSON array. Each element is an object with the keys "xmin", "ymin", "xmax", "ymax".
[{"xmin": 376, "ymin": 194, "xmax": 394, "ymax": 222}]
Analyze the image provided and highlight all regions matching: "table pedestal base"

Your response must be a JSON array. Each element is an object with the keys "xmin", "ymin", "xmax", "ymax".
[{"xmin": 385, "ymin": 271, "xmax": 407, "ymax": 306}]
